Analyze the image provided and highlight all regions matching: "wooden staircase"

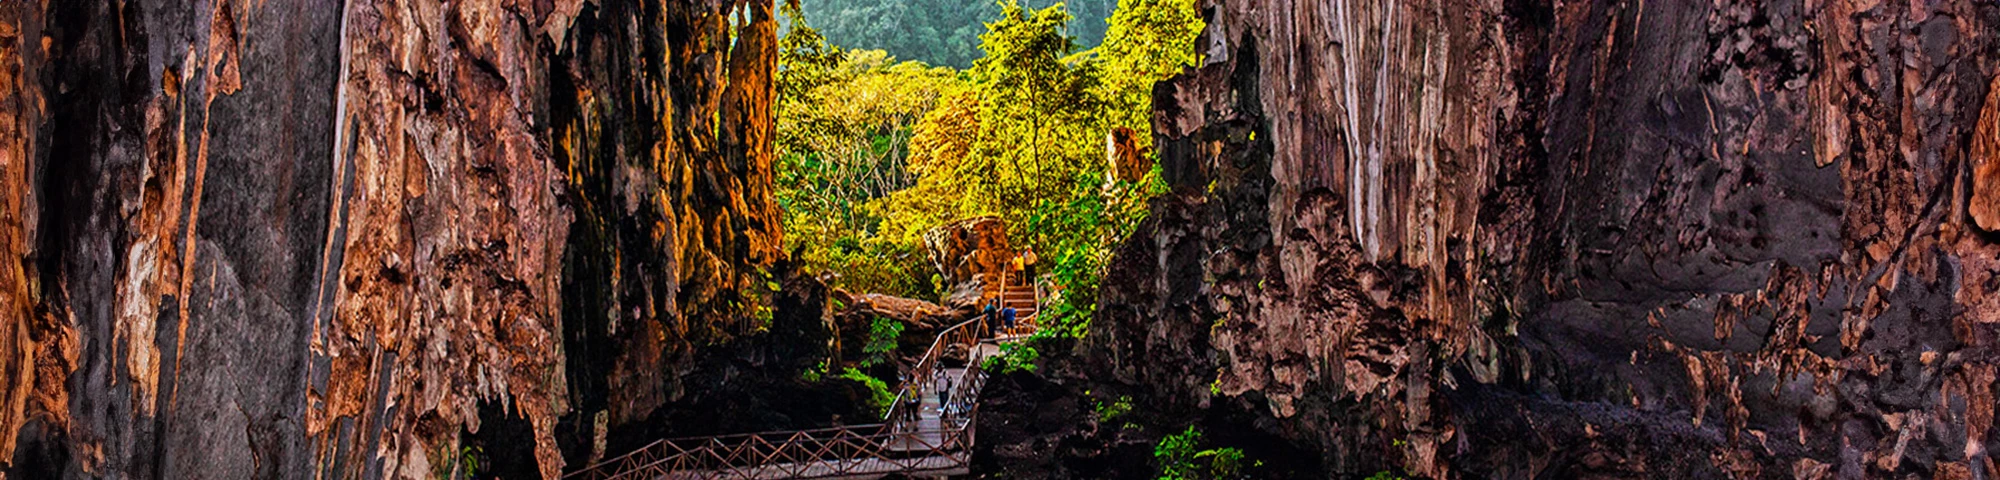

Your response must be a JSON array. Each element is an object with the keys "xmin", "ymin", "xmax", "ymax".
[{"xmin": 996, "ymin": 270, "xmax": 1038, "ymax": 338}]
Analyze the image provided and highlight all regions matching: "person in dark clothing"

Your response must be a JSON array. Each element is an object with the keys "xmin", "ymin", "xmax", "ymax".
[
  {"xmin": 983, "ymin": 300, "xmax": 998, "ymax": 336},
  {"xmin": 1002, "ymin": 307, "xmax": 1017, "ymax": 330}
]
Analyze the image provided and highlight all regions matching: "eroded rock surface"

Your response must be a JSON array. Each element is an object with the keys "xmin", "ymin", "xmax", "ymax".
[
  {"xmin": 924, "ymin": 216, "xmax": 1014, "ymax": 299},
  {"xmin": 0, "ymin": 0, "xmax": 782, "ymax": 478},
  {"xmin": 1091, "ymin": 0, "xmax": 2000, "ymax": 477}
]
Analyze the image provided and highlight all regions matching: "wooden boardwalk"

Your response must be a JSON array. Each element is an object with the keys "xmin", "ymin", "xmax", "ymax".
[
  {"xmin": 566, "ymin": 278, "xmax": 1031, "ymax": 480},
  {"xmin": 656, "ymin": 454, "xmax": 969, "ymax": 480}
]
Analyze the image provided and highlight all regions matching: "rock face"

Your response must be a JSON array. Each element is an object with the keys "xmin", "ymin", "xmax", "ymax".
[
  {"xmin": 1093, "ymin": 0, "xmax": 2000, "ymax": 477},
  {"xmin": 542, "ymin": 0, "xmax": 783, "ymax": 472},
  {"xmin": 923, "ymin": 216, "xmax": 1014, "ymax": 299},
  {"xmin": 1105, "ymin": 126, "xmax": 1151, "ymax": 183},
  {"xmin": 0, "ymin": 0, "xmax": 779, "ymax": 478}
]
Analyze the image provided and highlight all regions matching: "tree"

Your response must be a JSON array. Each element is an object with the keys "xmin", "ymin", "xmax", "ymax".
[
  {"xmin": 776, "ymin": 8, "xmax": 964, "ymax": 298},
  {"xmin": 798, "ymin": 0, "xmax": 1115, "ymax": 69},
  {"xmin": 1097, "ymin": 0, "xmax": 1203, "ymax": 143},
  {"xmin": 779, "ymin": 0, "xmax": 1203, "ymax": 326}
]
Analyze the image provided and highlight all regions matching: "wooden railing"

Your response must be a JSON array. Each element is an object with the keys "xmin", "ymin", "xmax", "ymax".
[
  {"xmin": 567, "ymin": 311, "xmax": 1019, "ymax": 480},
  {"xmin": 882, "ymin": 315, "xmax": 991, "ymax": 422},
  {"xmin": 993, "ymin": 269, "xmax": 1042, "ymax": 338},
  {"xmin": 560, "ymin": 420, "xmax": 976, "ymax": 480}
]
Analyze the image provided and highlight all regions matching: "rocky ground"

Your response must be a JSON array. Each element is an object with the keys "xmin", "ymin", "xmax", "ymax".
[{"xmin": 974, "ymin": 338, "xmax": 1324, "ymax": 479}]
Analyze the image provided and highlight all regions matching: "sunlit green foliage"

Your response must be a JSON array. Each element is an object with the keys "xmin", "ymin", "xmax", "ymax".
[
  {"xmin": 858, "ymin": 317, "xmax": 906, "ymax": 368},
  {"xmin": 780, "ymin": 0, "xmax": 1201, "ymax": 341},
  {"xmin": 1155, "ymin": 426, "xmax": 1258, "ymax": 480},
  {"xmin": 980, "ymin": 341, "xmax": 1041, "ymax": 374},
  {"xmin": 778, "ymin": 8, "xmax": 962, "ymax": 298},
  {"xmin": 801, "ymin": 359, "xmax": 829, "ymax": 383},
  {"xmin": 836, "ymin": 367, "xmax": 895, "ymax": 417},
  {"xmin": 1093, "ymin": 394, "xmax": 1134, "ymax": 422},
  {"xmin": 875, "ymin": 0, "xmax": 1195, "ymax": 336}
]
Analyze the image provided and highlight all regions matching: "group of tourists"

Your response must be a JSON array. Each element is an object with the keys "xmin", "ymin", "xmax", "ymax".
[
  {"xmin": 982, "ymin": 300, "xmax": 1015, "ymax": 336},
  {"xmin": 891, "ymin": 248, "xmax": 1040, "ymax": 426},
  {"xmin": 982, "ymin": 248, "xmax": 1037, "ymax": 336},
  {"xmin": 1011, "ymin": 247, "xmax": 1038, "ymax": 280}
]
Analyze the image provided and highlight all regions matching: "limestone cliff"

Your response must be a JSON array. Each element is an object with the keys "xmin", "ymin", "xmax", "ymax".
[
  {"xmin": 0, "ymin": 0, "xmax": 780, "ymax": 478},
  {"xmin": 1093, "ymin": 0, "xmax": 2000, "ymax": 477}
]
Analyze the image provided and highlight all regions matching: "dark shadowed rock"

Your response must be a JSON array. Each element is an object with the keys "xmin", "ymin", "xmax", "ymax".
[
  {"xmin": 1087, "ymin": 0, "xmax": 2000, "ymax": 478},
  {"xmin": 0, "ymin": 0, "xmax": 786, "ymax": 478}
]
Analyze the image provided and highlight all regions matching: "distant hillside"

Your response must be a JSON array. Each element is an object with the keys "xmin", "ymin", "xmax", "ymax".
[{"xmin": 798, "ymin": 0, "xmax": 1114, "ymax": 68}]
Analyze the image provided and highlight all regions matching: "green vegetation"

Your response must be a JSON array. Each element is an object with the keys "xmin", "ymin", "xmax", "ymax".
[
  {"xmin": 797, "ymin": 0, "xmax": 1116, "ymax": 68},
  {"xmin": 859, "ymin": 317, "xmax": 906, "ymax": 368},
  {"xmin": 1364, "ymin": 472, "xmax": 1408, "ymax": 480},
  {"xmin": 980, "ymin": 341, "xmax": 1040, "ymax": 374},
  {"xmin": 460, "ymin": 446, "xmax": 481, "ymax": 478},
  {"xmin": 1092, "ymin": 393, "xmax": 1133, "ymax": 422},
  {"xmin": 1154, "ymin": 426, "xmax": 1258, "ymax": 480},
  {"xmin": 801, "ymin": 359, "xmax": 829, "ymax": 383},
  {"xmin": 437, "ymin": 444, "xmax": 481, "ymax": 480},
  {"xmin": 777, "ymin": 0, "xmax": 1200, "ymax": 427},
  {"xmin": 779, "ymin": 0, "xmax": 1201, "ymax": 340},
  {"xmin": 778, "ymin": 4, "xmax": 957, "ymax": 299},
  {"xmin": 836, "ymin": 367, "xmax": 896, "ymax": 416}
]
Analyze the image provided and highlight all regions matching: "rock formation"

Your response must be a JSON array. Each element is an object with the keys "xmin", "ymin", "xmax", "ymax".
[
  {"xmin": 923, "ymin": 216, "xmax": 1014, "ymax": 300},
  {"xmin": 0, "ymin": 0, "xmax": 782, "ymax": 478},
  {"xmin": 1105, "ymin": 126, "xmax": 1151, "ymax": 183},
  {"xmin": 6, "ymin": 0, "xmax": 1998, "ymax": 478},
  {"xmin": 1090, "ymin": 0, "xmax": 2000, "ymax": 477}
]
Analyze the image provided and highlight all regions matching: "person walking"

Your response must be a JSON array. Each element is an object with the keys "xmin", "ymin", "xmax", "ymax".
[
  {"xmin": 983, "ymin": 300, "xmax": 998, "ymax": 336},
  {"xmin": 1020, "ymin": 248, "xmax": 1039, "ymax": 281},
  {"xmin": 936, "ymin": 381, "xmax": 949, "ymax": 412},
  {"xmin": 1002, "ymin": 306, "xmax": 1017, "ymax": 332}
]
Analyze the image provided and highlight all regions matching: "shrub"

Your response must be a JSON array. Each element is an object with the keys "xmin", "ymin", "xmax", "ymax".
[
  {"xmin": 836, "ymin": 367, "xmax": 894, "ymax": 417},
  {"xmin": 1154, "ymin": 426, "xmax": 1258, "ymax": 480},
  {"xmin": 859, "ymin": 316, "xmax": 905, "ymax": 368},
  {"xmin": 1094, "ymin": 394, "xmax": 1134, "ymax": 422},
  {"xmin": 980, "ymin": 342, "xmax": 1040, "ymax": 374},
  {"xmin": 800, "ymin": 359, "xmax": 829, "ymax": 383}
]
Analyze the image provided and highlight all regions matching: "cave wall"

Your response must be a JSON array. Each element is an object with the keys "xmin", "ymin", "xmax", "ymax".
[
  {"xmin": 1094, "ymin": 0, "xmax": 2000, "ymax": 477},
  {"xmin": 545, "ymin": 0, "xmax": 783, "ymax": 467},
  {"xmin": 0, "ymin": 0, "xmax": 778, "ymax": 478}
]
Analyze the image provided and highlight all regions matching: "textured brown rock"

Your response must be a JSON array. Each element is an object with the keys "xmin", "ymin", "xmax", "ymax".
[
  {"xmin": 0, "ymin": 2, "xmax": 75, "ymax": 470},
  {"xmin": 838, "ymin": 293, "xmax": 952, "ymax": 330},
  {"xmin": 923, "ymin": 216, "xmax": 1014, "ymax": 299},
  {"xmin": 0, "ymin": 0, "xmax": 782, "ymax": 478},
  {"xmin": 313, "ymin": 0, "xmax": 577, "ymax": 477},
  {"xmin": 1973, "ymin": 76, "xmax": 2000, "ymax": 232},
  {"xmin": 545, "ymin": 0, "xmax": 784, "ymax": 471},
  {"xmin": 1090, "ymin": 0, "xmax": 2000, "ymax": 477},
  {"xmin": 1105, "ymin": 126, "xmax": 1152, "ymax": 182}
]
